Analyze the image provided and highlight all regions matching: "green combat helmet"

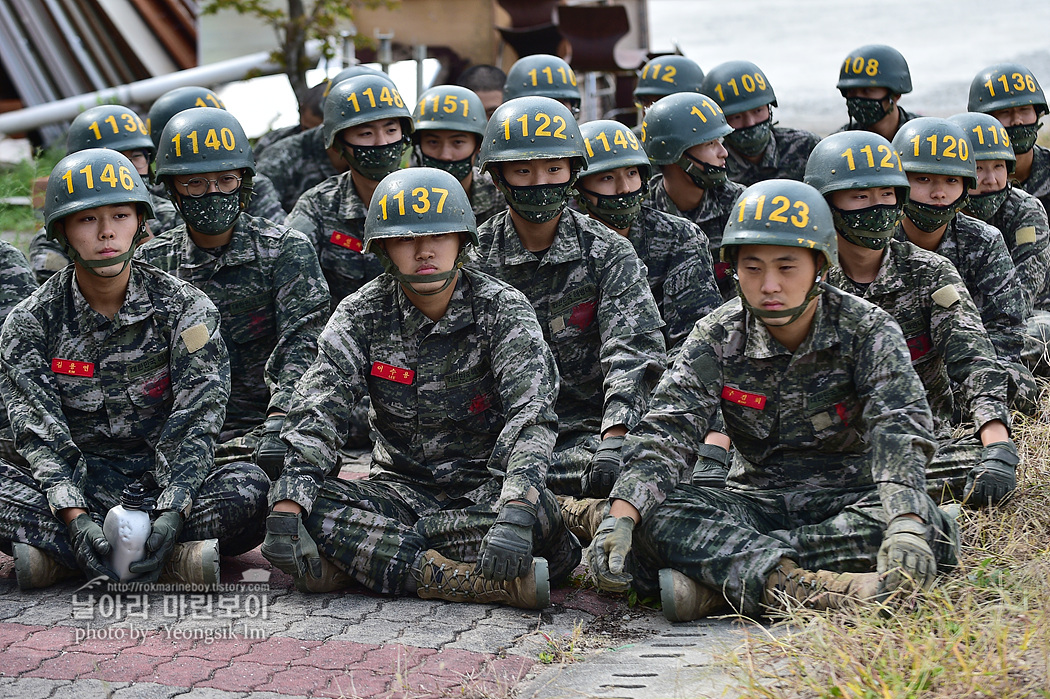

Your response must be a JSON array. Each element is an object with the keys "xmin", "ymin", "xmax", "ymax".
[
  {"xmin": 967, "ymin": 63, "xmax": 1047, "ymax": 155},
  {"xmin": 503, "ymin": 55, "xmax": 581, "ymax": 114},
  {"xmin": 721, "ymin": 179, "xmax": 836, "ymax": 324},
  {"xmin": 155, "ymin": 107, "xmax": 256, "ymax": 235},
  {"xmin": 412, "ymin": 84, "xmax": 486, "ymax": 181},
  {"xmin": 44, "ymin": 148, "xmax": 154, "ymax": 275},
  {"xmin": 633, "ymin": 55, "xmax": 705, "ymax": 107},
  {"xmin": 323, "ymin": 64, "xmax": 387, "ymax": 99},
  {"xmin": 323, "ymin": 73, "xmax": 413, "ymax": 181},
  {"xmin": 804, "ymin": 130, "xmax": 909, "ymax": 249},
  {"xmin": 641, "ymin": 91, "xmax": 733, "ymax": 188},
  {"xmin": 364, "ymin": 167, "xmax": 477, "ymax": 296},
  {"xmin": 948, "ymin": 112, "xmax": 1016, "ymax": 221},
  {"xmin": 892, "ymin": 117, "xmax": 976, "ymax": 232},
  {"xmin": 478, "ymin": 96, "xmax": 586, "ymax": 224},
  {"xmin": 837, "ymin": 45, "xmax": 911, "ymax": 127},
  {"xmin": 148, "ymin": 86, "xmax": 225, "ymax": 148},
  {"xmin": 702, "ymin": 60, "xmax": 777, "ymax": 157},
  {"xmin": 575, "ymin": 119, "xmax": 650, "ymax": 230},
  {"xmin": 67, "ymin": 104, "xmax": 155, "ymax": 182}
]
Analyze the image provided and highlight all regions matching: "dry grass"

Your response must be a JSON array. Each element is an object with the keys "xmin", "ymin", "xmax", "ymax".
[{"xmin": 721, "ymin": 409, "xmax": 1050, "ymax": 698}]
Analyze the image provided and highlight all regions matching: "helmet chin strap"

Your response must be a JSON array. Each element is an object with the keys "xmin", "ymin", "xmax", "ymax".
[
  {"xmin": 382, "ymin": 247, "xmax": 470, "ymax": 297},
  {"xmin": 734, "ymin": 261, "xmax": 829, "ymax": 326},
  {"xmin": 64, "ymin": 219, "xmax": 149, "ymax": 278}
]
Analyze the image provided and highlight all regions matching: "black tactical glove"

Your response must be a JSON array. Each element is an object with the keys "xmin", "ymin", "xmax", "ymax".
[
  {"xmin": 254, "ymin": 415, "xmax": 288, "ymax": 480},
  {"xmin": 129, "ymin": 510, "xmax": 184, "ymax": 583},
  {"xmin": 964, "ymin": 440, "xmax": 1018, "ymax": 508},
  {"xmin": 586, "ymin": 515, "xmax": 634, "ymax": 593},
  {"xmin": 261, "ymin": 510, "xmax": 323, "ymax": 579},
  {"xmin": 690, "ymin": 443, "xmax": 730, "ymax": 488},
  {"xmin": 67, "ymin": 513, "xmax": 117, "ymax": 581},
  {"xmin": 877, "ymin": 516, "xmax": 936, "ymax": 593},
  {"xmin": 477, "ymin": 501, "xmax": 536, "ymax": 581},
  {"xmin": 581, "ymin": 435, "xmax": 624, "ymax": 498}
]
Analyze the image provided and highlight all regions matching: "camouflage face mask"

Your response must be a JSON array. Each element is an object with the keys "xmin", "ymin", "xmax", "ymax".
[
  {"xmin": 342, "ymin": 138, "xmax": 408, "ymax": 181},
  {"xmin": 831, "ymin": 203, "xmax": 903, "ymax": 250},
  {"xmin": 416, "ymin": 149, "xmax": 474, "ymax": 182},
  {"xmin": 846, "ymin": 96, "xmax": 890, "ymax": 127},
  {"xmin": 724, "ymin": 118, "xmax": 772, "ymax": 157},
  {"xmin": 579, "ymin": 184, "xmax": 646, "ymax": 230},
  {"xmin": 904, "ymin": 195, "xmax": 966, "ymax": 233},
  {"xmin": 497, "ymin": 179, "xmax": 574, "ymax": 224},
  {"xmin": 178, "ymin": 191, "xmax": 241, "ymax": 236},
  {"xmin": 1005, "ymin": 123, "xmax": 1040, "ymax": 155},
  {"xmin": 964, "ymin": 186, "xmax": 1010, "ymax": 221},
  {"xmin": 677, "ymin": 154, "xmax": 728, "ymax": 189}
]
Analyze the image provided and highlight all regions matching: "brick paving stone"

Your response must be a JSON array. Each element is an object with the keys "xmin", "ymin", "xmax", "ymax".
[
  {"xmin": 0, "ymin": 599, "xmax": 32, "ymax": 621},
  {"xmin": 291, "ymin": 639, "xmax": 375, "ymax": 670},
  {"xmin": 27, "ymin": 650, "xmax": 109, "ymax": 680},
  {"xmin": 325, "ymin": 616, "xmax": 408, "ymax": 645},
  {"xmin": 282, "ymin": 614, "xmax": 355, "ymax": 641},
  {"xmin": 253, "ymin": 664, "xmax": 342, "ymax": 696},
  {"xmin": 51, "ymin": 679, "xmax": 130, "ymax": 698},
  {"xmin": 0, "ymin": 676, "xmax": 61, "ymax": 699},
  {"xmin": 110, "ymin": 681, "xmax": 186, "ymax": 699},
  {"xmin": 318, "ymin": 592, "xmax": 383, "ymax": 620},
  {"xmin": 356, "ymin": 643, "xmax": 437, "ymax": 675},
  {"xmin": 69, "ymin": 627, "xmax": 147, "ymax": 654},
  {"xmin": 92, "ymin": 649, "xmax": 165, "ymax": 682},
  {"xmin": 0, "ymin": 621, "xmax": 40, "ymax": 648},
  {"xmin": 177, "ymin": 637, "xmax": 258, "ymax": 663},
  {"xmin": 121, "ymin": 630, "xmax": 198, "ymax": 657},
  {"xmin": 149, "ymin": 656, "xmax": 227, "ymax": 686},
  {"xmin": 320, "ymin": 669, "xmax": 388, "ymax": 699},
  {"xmin": 171, "ymin": 689, "xmax": 250, "ymax": 699},
  {"xmin": 399, "ymin": 646, "xmax": 489, "ymax": 693},
  {"xmin": 12, "ymin": 601, "xmax": 80, "ymax": 627},
  {"xmin": 371, "ymin": 597, "xmax": 441, "ymax": 622},
  {"xmin": 0, "ymin": 646, "xmax": 60, "ymax": 676},
  {"xmin": 237, "ymin": 636, "xmax": 321, "ymax": 666},
  {"xmin": 198, "ymin": 660, "xmax": 276, "ymax": 692},
  {"xmin": 394, "ymin": 620, "xmax": 466, "ymax": 649}
]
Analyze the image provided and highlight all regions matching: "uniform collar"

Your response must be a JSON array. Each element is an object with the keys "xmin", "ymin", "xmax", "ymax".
[
  {"xmin": 743, "ymin": 293, "xmax": 835, "ymax": 359},
  {"xmin": 71, "ymin": 263, "xmax": 154, "ymax": 330},
  {"xmin": 337, "ymin": 172, "xmax": 369, "ymax": 221},
  {"xmin": 395, "ymin": 271, "xmax": 474, "ymax": 339},
  {"xmin": 499, "ymin": 208, "xmax": 585, "ymax": 267}
]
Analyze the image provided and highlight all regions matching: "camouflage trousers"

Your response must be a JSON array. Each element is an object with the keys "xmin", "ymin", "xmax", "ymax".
[
  {"xmin": 547, "ymin": 431, "xmax": 601, "ymax": 495},
  {"xmin": 927, "ymin": 433, "xmax": 983, "ymax": 504},
  {"xmin": 1022, "ymin": 310, "xmax": 1050, "ymax": 382},
  {"xmin": 305, "ymin": 477, "xmax": 581, "ymax": 596},
  {"xmin": 629, "ymin": 484, "xmax": 959, "ymax": 618},
  {"xmin": 0, "ymin": 459, "xmax": 269, "ymax": 569}
]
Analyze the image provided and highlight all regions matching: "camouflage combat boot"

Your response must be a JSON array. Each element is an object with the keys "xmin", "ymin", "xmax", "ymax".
[
  {"xmin": 761, "ymin": 557, "xmax": 882, "ymax": 612},
  {"xmin": 659, "ymin": 568, "xmax": 728, "ymax": 622},
  {"xmin": 414, "ymin": 549, "xmax": 550, "ymax": 609},
  {"xmin": 557, "ymin": 496, "xmax": 605, "ymax": 544},
  {"xmin": 294, "ymin": 555, "xmax": 354, "ymax": 593},
  {"xmin": 159, "ymin": 539, "xmax": 219, "ymax": 587},
  {"xmin": 11, "ymin": 543, "xmax": 79, "ymax": 590}
]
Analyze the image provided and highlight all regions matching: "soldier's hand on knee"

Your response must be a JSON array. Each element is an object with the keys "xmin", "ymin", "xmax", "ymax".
[
  {"xmin": 691, "ymin": 444, "xmax": 730, "ymax": 488},
  {"xmin": 582, "ymin": 436, "xmax": 625, "ymax": 498},
  {"xmin": 254, "ymin": 415, "xmax": 288, "ymax": 480},
  {"xmin": 587, "ymin": 515, "xmax": 634, "ymax": 593},
  {"xmin": 129, "ymin": 511, "xmax": 184, "ymax": 583},
  {"xmin": 964, "ymin": 440, "xmax": 1018, "ymax": 508},
  {"xmin": 477, "ymin": 501, "xmax": 536, "ymax": 581},
  {"xmin": 877, "ymin": 516, "xmax": 936, "ymax": 593},
  {"xmin": 67, "ymin": 513, "xmax": 118, "ymax": 582},
  {"xmin": 261, "ymin": 510, "xmax": 323, "ymax": 579}
]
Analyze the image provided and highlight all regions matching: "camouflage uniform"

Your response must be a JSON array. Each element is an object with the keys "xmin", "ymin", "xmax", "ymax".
[
  {"xmin": 1016, "ymin": 144, "xmax": 1050, "ymax": 216},
  {"xmin": 269, "ymin": 270, "xmax": 578, "ymax": 593},
  {"xmin": 0, "ymin": 264, "xmax": 269, "ymax": 564},
  {"xmin": 149, "ymin": 175, "xmax": 287, "ymax": 237},
  {"xmin": 645, "ymin": 174, "xmax": 746, "ymax": 299},
  {"xmin": 135, "ymin": 213, "xmax": 330, "ymax": 444},
  {"xmin": 835, "ymin": 105, "xmax": 922, "ymax": 134},
  {"xmin": 253, "ymin": 124, "xmax": 301, "ymax": 159},
  {"xmin": 828, "ymin": 239, "xmax": 1011, "ymax": 500},
  {"xmin": 725, "ymin": 126, "xmax": 821, "ymax": 186},
  {"xmin": 627, "ymin": 206, "xmax": 721, "ymax": 353},
  {"xmin": 256, "ymin": 126, "xmax": 339, "ymax": 213},
  {"xmin": 468, "ymin": 208, "xmax": 666, "ymax": 494},
  {"xmin": 468, "ymin": 169, "xmax": 507, "ymax": 227},
  {"xmin": 611, "ymin": 288, "xmax": 957, "ymax": 618},
  {"xmin": 0, "ymin": 241, "xmax": 37, "ymax": 465}
]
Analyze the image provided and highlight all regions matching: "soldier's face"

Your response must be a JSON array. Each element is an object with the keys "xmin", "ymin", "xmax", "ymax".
[
  {"xmin": 727, "ymin": 105, "xmax": 770, "ymax": 129},
  {"xmin": 686, "ymin": 139, "xmax": 728, "ymax": 167},
  {"xmin": 475, "ymin": 90, "xmax": 503, "ymax": 121},
  {"xmin": 61, "ymin": 203, "xmax": 141, "ymax": 277},
  {"xmin": 829, "ymin": 186, "xmax": 897, "ymax": 210},
  {"xmin": 340, "ymin": 118, "xmax": 403, "ymax": 147},
  {"xmin": 735, "ymin": 244, "xmax": 819, "ymax": 325},
  {"xmin": 419, "ymin": 130, "xmax": 478, "ymax": 162},
  {"xmin": 906, "ymin": 173, "xmax": 965, "ymax": 204},
  {"xmin": 973, "ymin": 160, "xmax": 1009, "ymax": 194},
  {"xmin": 501, "ymin": 158, "xmax": 572, "ymax": 186},
  {"xmin": 382, "ymin": 232, "xmax": 463, "ymax": 293},
  {"xmin": 844, "ymin": 86, "xmax": 890, "ymax": 101},
  {"xmin": 578, "ymin": 166, "xmax": 642, "ymax": 197},
  {"xmin": 119, "ymin": 149, "xmax": 151, "ymax": 177},
  {"xmin": 990, "ymin": 105, "xmax": 1038, "ymax": 127}
]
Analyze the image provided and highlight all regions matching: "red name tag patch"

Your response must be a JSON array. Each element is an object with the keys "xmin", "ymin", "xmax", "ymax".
[
  {"xmin": 906, "ymin": 333, "xmax": 933, "ymax": 361},
  {"xmin": 52, "ymin": 358, "xmax": 95, "ymax": 378},
  {"xmin": 371, "ymin": 361, "xmax": 414, "ymax": 385},
  {"xmin": 714, "ymin": 261, "xmax": 732, "ymax": 280},
  {"xmin": 721, "ymin": 385, "xmax": 766, "ymax": 410},
  {"xmin": 330, "ymin": 231, "xmax": 364, "ymax": 252}
]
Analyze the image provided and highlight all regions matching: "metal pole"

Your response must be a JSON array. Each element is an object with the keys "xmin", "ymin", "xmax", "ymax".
[
  {"xmin": 376, "ymin": 31, "xmax": 394, "ymax": 74},
  {"xmin": 414, "ymin": 44, "xmax": 427, "ymax": 98}
]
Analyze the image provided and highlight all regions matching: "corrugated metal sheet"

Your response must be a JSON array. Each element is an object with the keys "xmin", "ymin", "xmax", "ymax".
[{"xmin": 0, "ymin": 0, "xmax": 197, "ymax": 144}]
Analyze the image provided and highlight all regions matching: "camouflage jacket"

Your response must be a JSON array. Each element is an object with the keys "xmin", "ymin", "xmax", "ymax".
[
  {"xmin": 725, "ymin": 125, "xmax": 821, "ymax": 186},
  {"xmin": 828, "ymin": 239, "xmax": 1010, "ymax": 435},
  {"xmin": 0, "ymin": 264, "xmax": 228, "ymax": 516},
  {"xmin": 256, "ymin": 125, "xmax": 340, "ymax": 212},
  {"xmin": 253, "ymin": 124, "xmax": 302, "ymax": 160},
  {"xmin": 150, "ymin": 174, "xmax": 288, "ymax": 237},
  {"xmin": 270, "ymin": 269, "xmax": 560, "ymax": 514},
  {"xmin": 468, "ymin": 208, "xmax": 666, "ymax": 439},
  {"xmin": 895, "ymin": 214, "xmax": 1027, "ymax": 363},
  {"xmin": 626, "ymin": 206, "xmax": 721, "ymax": 352},
  {"xmin": 985, "ymin": 186, "xmax": 1050, "ymax": 312},
  {"xmin": 1016, "ymin": 144, "xmax": 1050, "ymax": 216},
  {"xmin": 469, "ymin": 169, "xmax": 507, "ymax": 226},
  {"xmin": 135, "ymin": 213, "xmax": 330, "ymax": 435},
  {"xmin": 0, "ymin": 241, "xmax": 38, "ymax": 432},
  {"xmin": 612, "ymin": 286, "xmax": 936, "ymax": 523},
  {"xmin": 284, "ymin": 171, "xmax": 386, "ymax": 307},
  {"xmin": 835, "ymin": 104, "xmax": 922, "ymax": 135}
]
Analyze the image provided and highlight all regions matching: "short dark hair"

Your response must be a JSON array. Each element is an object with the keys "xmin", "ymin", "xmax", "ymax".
[
  {"xmin": 300, "ymin": 82, "xmax": 328, "ymax": 119},
  {"xmin": 456, "ymin": 65, "xmax": 506, "ymax": 93}
]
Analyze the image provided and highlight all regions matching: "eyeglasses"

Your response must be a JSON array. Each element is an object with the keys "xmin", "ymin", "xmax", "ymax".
[{"xmin": 175, "ymin": 174, "xmax": 243, "ymax": 198}]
